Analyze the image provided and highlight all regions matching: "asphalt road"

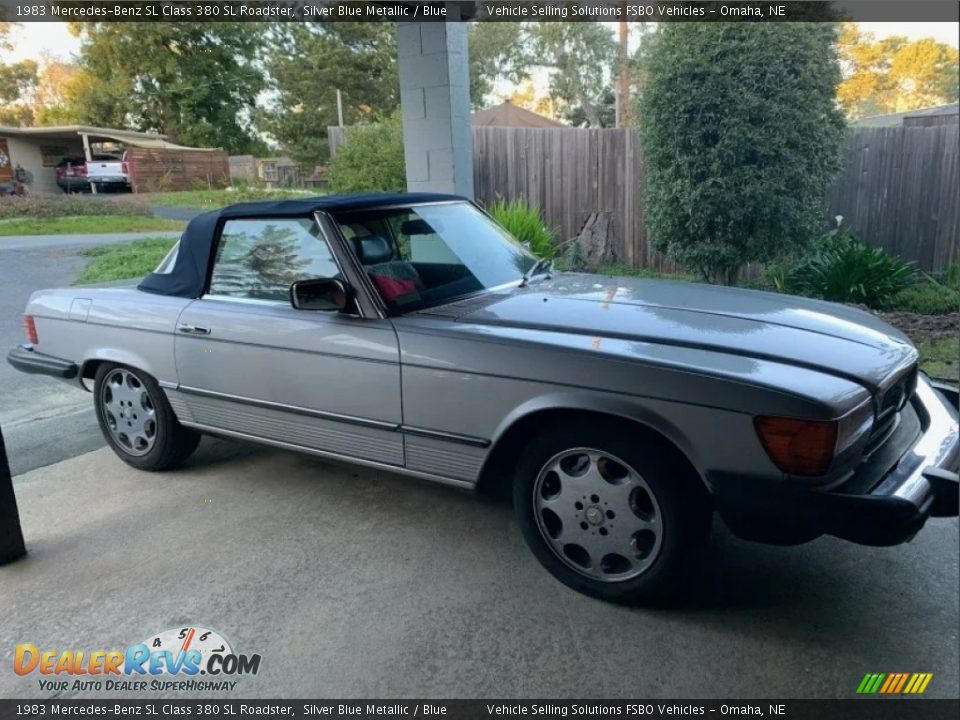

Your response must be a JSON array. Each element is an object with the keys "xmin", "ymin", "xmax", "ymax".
[{"xmin": 0, "ymin": 232, "xmax": 175, "ymax": 476}]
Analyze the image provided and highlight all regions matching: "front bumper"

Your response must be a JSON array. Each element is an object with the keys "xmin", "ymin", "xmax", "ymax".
[
  {"xmin": 7, "ymin": 344, "xmax": 78, "ymax": 379},
  {"xmin": 712, "ymin": 376, "xmax": 959, "ymax": 547}
]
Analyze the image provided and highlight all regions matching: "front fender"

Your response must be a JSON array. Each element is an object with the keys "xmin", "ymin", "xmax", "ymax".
[{"xmin": 489, "ymin": 390, "xmax": 706, "ymax": 477}]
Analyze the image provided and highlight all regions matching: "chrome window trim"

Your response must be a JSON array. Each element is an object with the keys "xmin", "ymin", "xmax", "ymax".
[{"xmin": 316, "ymin": 210, "xmax": 385, "ymax": 319}]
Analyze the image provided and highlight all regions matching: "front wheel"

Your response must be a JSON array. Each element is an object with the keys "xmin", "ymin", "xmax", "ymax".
[
  {"xmin": 93, "ymin": 364, "xmax": 200, "ymax": 471},
  {"xmin": 513, "ymin": 420, "xmax": 711, "ymax": 605}
]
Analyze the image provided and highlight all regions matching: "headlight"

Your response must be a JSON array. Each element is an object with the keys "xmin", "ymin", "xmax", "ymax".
[{"xmin": 836, "ymin": 400, "xmax": 875, "ymax": 453}]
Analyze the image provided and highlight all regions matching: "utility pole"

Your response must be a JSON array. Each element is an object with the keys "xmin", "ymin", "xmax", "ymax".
[
  {"xmin": 0, "ymin": 424, "xmax": 26, "ymax": 565},
  {"xmin": 617, "ymin": 11, "xmax": 630, "ymax": 128},
  {"xmin": 336, "ymin": 89, "xmax": 344, "ymax": 127}
]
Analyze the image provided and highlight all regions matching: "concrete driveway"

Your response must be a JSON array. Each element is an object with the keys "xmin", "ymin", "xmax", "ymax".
[{"xmin": 2, "ymin": 441, "xmax": 957, "ymax": 699}]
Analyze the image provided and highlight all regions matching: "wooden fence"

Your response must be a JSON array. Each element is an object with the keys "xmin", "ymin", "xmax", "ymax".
[
  {"xmin": 330, "ymin": 124, "xmax": 959, "ymax": 272},
  {"xmin": 128, "ymin": 148, "xmax": 230, "ymax": 193},
  {"xmin": 826, "ymin": 126, "xmax": 959, "ymax": 271}
]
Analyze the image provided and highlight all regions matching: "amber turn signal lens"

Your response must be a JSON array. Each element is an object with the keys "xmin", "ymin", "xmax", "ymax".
[
  {"xmin": 754, "ymin": 416, "xmax": 838, "ymax": 476},
  {"xmin": 22, "ymin": 315, "xmax": 38, "ymax": 345}
]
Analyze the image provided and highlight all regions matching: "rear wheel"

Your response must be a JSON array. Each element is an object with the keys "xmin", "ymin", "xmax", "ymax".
[
  {"xmin": 93, "ymin": 364, "xmax": 200, "ymax": 471},
  {"xmin": 514, "ymin": 420, "xmax": 711, "ymax": 605}
]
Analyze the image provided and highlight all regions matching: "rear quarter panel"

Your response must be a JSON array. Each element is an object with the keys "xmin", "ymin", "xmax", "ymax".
[{"xmin": 27, "ymin": 287, "xmax": 191, "ymax": 386}]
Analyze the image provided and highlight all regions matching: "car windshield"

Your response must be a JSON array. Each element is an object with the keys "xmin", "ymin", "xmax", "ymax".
[{"xmin": 334, "ymin": 201, "xmax": 538, "ymax": 312}]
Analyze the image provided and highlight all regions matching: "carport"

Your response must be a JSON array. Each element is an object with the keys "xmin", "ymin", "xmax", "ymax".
[
  {"xmin": 0, "ymin": 125, "xmax": 227, "ymax": 194},
  {"xmin": 0, "ymin": 126, "xmax": 163, "ymax": 194}
]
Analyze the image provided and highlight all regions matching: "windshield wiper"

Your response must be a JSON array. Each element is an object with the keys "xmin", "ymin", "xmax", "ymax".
[{"xmin": 519, "ymin": 258, "xmax": 553, "ymax": 287}]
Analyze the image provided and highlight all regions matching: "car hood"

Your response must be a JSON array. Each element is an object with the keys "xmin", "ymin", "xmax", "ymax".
[{"xmin": 453, "ymin": 274, "xmax": 917, "ymax": 392}]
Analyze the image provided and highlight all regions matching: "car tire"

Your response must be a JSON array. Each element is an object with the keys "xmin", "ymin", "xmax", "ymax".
[
  {"xmin": 513, "ymin": 419, "xmax": 711, "ymax": 606},
  {"xmin": 93, "ymin": 363, "xmax": 200, "ymax": 471}
]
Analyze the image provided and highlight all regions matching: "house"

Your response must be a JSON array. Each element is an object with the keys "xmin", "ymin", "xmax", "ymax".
[
  {"xmin": 0, "ymin": 125, "xmax": 228, "ymax": 194},
  {"xmin": 228, "ymin": 155, "xmax": 328, "ymax": 189},
  {"xmin": 470, "ymin": 101, "xmax": 566, "ymax": 128},
  {"xmin": 851, "ymin": 103, "xmax": 959, "ymax": 128}
]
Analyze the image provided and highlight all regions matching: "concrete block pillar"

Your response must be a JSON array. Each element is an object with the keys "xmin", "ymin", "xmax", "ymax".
[{"xmin": 397, "ymin": 9, "xmax": 474, "ymax": 197}]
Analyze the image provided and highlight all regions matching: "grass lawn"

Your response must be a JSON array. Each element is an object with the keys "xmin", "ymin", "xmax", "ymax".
[
  {"xmin": 147, "ymin": 188, "xmax": 317, "ymax": 209},
  {"xmin": 0, "ymin": 215, "xmax": 184, "ymax": 236},
  {"xmin": 916, "ymin": 336, "xmax": 960, "ymax": 383},
  {"xmin": 74, "ymin": 237, "xmax": 177, "ymax": 285}
]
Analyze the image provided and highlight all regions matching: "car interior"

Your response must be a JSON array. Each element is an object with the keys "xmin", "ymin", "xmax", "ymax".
[{"xmin": 338, "ymin": 213, "xmax": 483, "ymax": 310}]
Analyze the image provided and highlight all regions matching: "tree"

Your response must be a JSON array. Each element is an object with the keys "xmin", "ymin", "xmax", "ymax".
[
  {"xmin": 565, "ymin": 87, "xmax": 615, "ymax": 128},
  {"xmin": 68, "ymin": 23, "xmax": 265, "ymax": 153},
  {"xmin": 529, "ymin": 22, "xmax": 618, "ymax": 128},
  {"xmin": 838, "ymin": 24, "xmax": 959, "ymax": 118},
  {"xmin": 639, "ymin": 23, "xmax": 846, "ymax": 285},
  {"xmin": 0, "ymin": 23, "xmax": 38, "ymax": 125},
  {"xmin": 326, "ymin": 115, "xmax": 406, "ymax": 194},
  {"xmin": 260, "ymin": 23, "xmax": 398, "ymax": 163},
  {"xmin": 468, "ymin": 21, "xmax": 528, "ymax": 108},
  {"xmin": 29, "ymin": 60, "xmax": 92, "ymax": 126},
  {"xmin": 507, "ymin": 79, "xmax": 558, "ymax": 118}
]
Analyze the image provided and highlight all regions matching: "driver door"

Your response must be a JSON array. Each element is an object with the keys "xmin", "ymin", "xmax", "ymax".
[{"xmin": 173, "ymin": 216, "xmax": 403, "ymax": 466}]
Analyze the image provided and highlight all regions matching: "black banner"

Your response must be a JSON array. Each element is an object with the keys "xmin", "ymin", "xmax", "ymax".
[
  {"xmin": 0, "ymin": 1, "xmax": 958, "ymax": 23},
  {"xmin": 0, "ymin": 701, "xmax": 959, "ymax": 720}
]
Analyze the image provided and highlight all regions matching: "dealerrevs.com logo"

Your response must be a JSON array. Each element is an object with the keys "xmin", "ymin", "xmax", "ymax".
[{"xmin": 14, "ymin": 626, "xmax": 261, "ymax": 693}]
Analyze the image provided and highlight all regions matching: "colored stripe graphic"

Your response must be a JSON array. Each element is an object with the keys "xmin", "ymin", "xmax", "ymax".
[
  {"xmin": 857, "ymin": 673, "xmax": 932, "ymax": 694},
  {"xmin": 893, "ymin": 673, "xmax": 910, "ymax": 693}
]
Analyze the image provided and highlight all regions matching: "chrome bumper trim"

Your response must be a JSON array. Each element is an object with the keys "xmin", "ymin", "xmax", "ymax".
[{"xmin": 889, "ymin": 377, "xmax": 959, "ymax": 508}]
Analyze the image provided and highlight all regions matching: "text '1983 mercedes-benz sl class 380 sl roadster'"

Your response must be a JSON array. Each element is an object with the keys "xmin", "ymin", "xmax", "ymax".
[{"xmin": 8, "ymin": 193, "xmax": 959, "ymax": 604}]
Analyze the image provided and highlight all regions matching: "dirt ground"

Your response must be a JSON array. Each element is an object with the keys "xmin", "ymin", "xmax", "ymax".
[{"xmin": 877, "ymin": 311, "xmax": 959, "ymax": 383}]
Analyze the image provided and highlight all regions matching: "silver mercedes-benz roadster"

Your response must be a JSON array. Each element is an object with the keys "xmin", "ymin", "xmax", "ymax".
[{"xmin": 9, "ymin": 193, "xmax": 959, "ymax": 604}]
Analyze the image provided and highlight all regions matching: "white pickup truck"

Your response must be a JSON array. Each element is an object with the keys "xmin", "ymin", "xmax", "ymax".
[{"xmin": 85, "ymin": 152, "xmax": 130, "ymax": 192}]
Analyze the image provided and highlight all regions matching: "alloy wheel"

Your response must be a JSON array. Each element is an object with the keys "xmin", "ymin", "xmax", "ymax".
[
  {"xmin": 533, "ymin": 448, "xmax": 663, "ymax": 582},
  {"xmin": 100, "ymin": 368, "xmax": 158, "ymax": 457}
]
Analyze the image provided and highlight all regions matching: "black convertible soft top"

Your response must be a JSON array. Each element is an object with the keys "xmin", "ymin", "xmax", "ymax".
[{"xmin": 137, "ymin": 192, "xmax": 463, "ymax": 298}]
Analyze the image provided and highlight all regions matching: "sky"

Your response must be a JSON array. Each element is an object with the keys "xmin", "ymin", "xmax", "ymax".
[{"xmin": 4, "ymin": 21, "xmax": 958, "ymax": 63}]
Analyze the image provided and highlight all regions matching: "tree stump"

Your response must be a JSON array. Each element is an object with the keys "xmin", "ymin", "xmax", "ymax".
[
  {"xmin": 0, "ymin": 424, "xmax": 26, "ymax": 565},
  {"xmin": 574, "ymin": 212, "xmax": 618, "ymax": 270}
]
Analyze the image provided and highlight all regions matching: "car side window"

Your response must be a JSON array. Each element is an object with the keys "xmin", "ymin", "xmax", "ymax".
[
  {"xmin": 387, "ymin": 213, "xmax": 459, "ymax": 264},
  {"xmin": 208, "ymin": 218, "xmax": 340, "ymax": 302}
]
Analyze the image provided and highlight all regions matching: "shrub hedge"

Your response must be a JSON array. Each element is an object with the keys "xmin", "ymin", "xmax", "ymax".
[{"xmin": 0, "ymin": 195, "xmax": 152, "ymax": 219}]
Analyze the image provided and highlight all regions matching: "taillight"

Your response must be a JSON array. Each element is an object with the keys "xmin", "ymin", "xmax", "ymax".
[
  {"xmin": 23, "ymin": 315, "xmax": 38, "ymax": 345},
  {"xmin": 754, "ymin": 416, "xmax": 838, "ymax": 476},
  {"xmin": 122, "ymin": 161, "xmax": 128, "ymax": 174}
]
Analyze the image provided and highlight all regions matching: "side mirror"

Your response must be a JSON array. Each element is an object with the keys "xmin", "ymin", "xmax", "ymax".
[{"xmin": 290, "ymin": 277, "xmax": 352, "ymax": 312}]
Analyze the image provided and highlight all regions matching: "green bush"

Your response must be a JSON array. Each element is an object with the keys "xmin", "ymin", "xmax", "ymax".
[
  {"xmin": 488, "ymin": 199, "xmax": 557, "ymax": 258},
  {"xmin": 638, "ymin": 23, "xmax": 846, "ymax": 284},
  {"xmin": 888, "ymin": 282, "xmax": 959, "ymax": 315},
  {"xmin": 74, "ymin": 237, "xmax": 177, "ymax": 285},
  {"xmin": 786, "ymin": 232, "xmax": 915, "ymax": 308},
  {"xmin": 0, "ymin": 195, "xmax": 153, "ymax": 219},
  {"xmin": 327, "ymin": 116, "xmax": 405, "ymax": 193}
]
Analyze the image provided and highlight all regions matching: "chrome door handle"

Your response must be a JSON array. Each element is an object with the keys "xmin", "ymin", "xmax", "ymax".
[{"xmin": 177, "ymin": 324, "xmax": 211, "ymax": 335}]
